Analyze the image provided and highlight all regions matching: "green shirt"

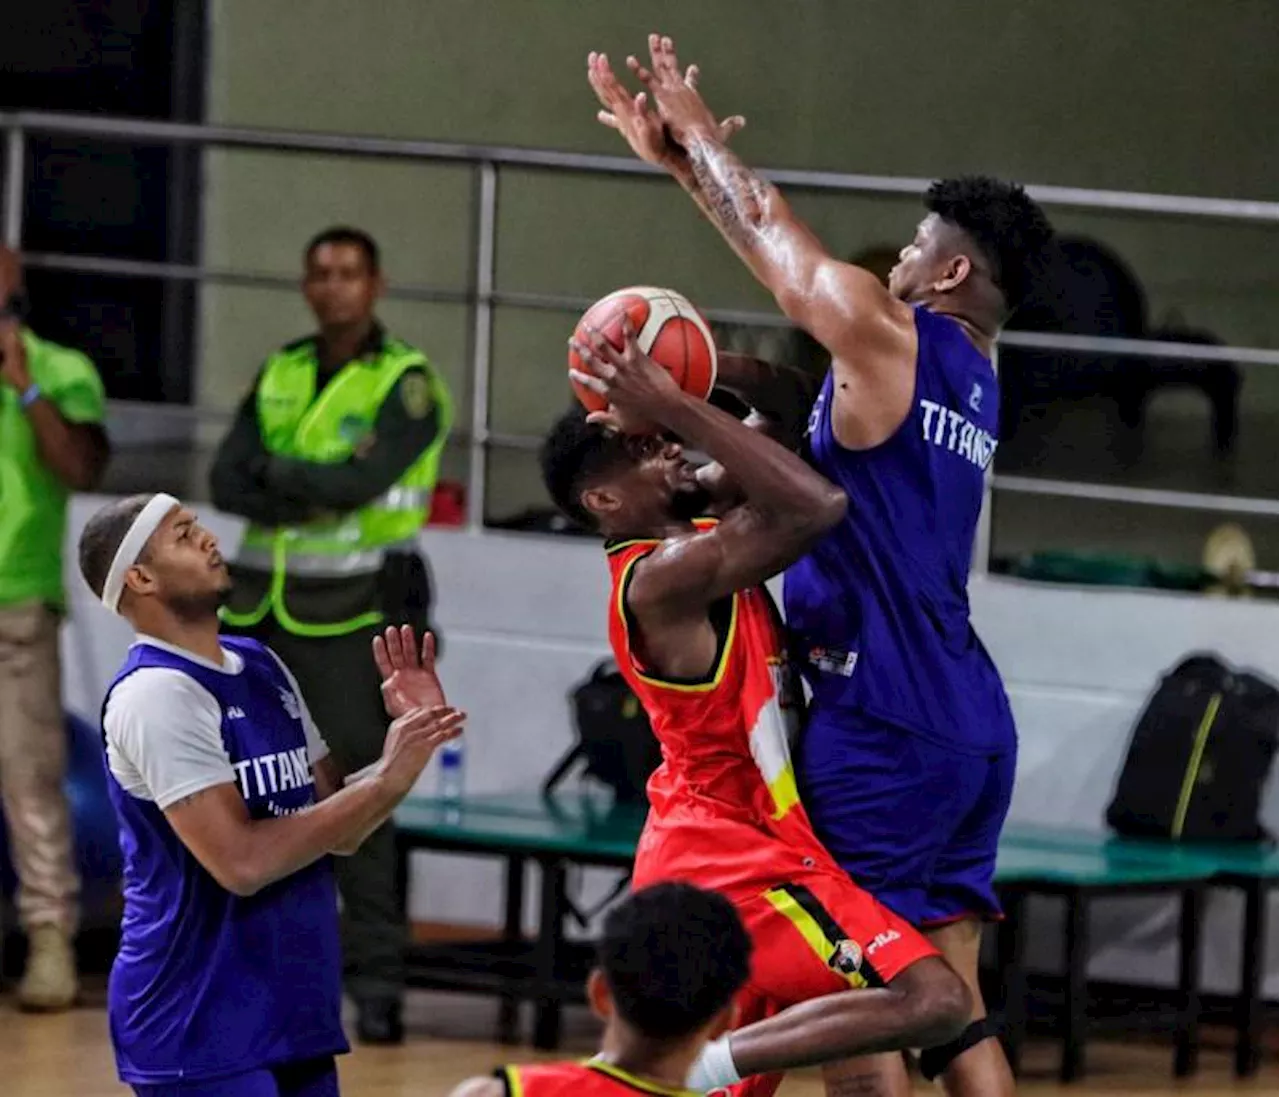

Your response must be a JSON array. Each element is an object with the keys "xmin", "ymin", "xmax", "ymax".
[{"xmin": 0, "ymin": 330, "xmax": 106, "ymax": 608}]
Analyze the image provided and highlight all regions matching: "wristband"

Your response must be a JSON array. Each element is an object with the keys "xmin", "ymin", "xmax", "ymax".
[
  {"xmin": 686, "ymin": 1035, "xmax": 741, "ymax": 1092},
  {"xmin": 19, "ymin": 382, "xmax": 41, "ymax": 408}
]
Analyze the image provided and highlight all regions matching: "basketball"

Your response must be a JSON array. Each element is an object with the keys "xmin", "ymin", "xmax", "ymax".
[{"xmin": 568, "ymin": 285, "xmax": 718, "ymax": 412}]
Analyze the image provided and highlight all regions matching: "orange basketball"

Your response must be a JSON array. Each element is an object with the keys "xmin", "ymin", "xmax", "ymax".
[{"xmin": 569, "ymin": 286, "xmax": 718, "ymax": 412}]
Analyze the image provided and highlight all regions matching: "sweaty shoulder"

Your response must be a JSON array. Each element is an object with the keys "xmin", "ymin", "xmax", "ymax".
[{"xmin": 827, "ymin": 285, "xmax": 918, "ymax": 451}]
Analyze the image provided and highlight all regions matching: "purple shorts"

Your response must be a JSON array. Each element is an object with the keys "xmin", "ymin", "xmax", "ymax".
[
  {"xmin": 798, "ymin": 713, "xmax": 1016, "ymax": 927},
  {"xmin": 131, "ymin": 1058, "xmax": 339, "ymax": 1097}
]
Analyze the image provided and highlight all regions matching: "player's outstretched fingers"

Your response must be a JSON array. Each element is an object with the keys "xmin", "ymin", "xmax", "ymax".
[
  {"xmin": 384, "ymin": 624, "xmax": 407, "ymax": 670},
  {"xmin": 569, "ymin": 368, "xmax": 606, "ymax": 396},
  {"xmin": 420, "ymin": 630, "xmax": 437, "ymax": 671},
  {"xmin": 398, "ymin": 624, "xmax": 418, "ymax": 667},
  {"xmin": 372, "ymin": 633, "xmax": 392, "ymax": 680},
  {"xmin": 428, "ymin": 717, "xmax": 465, "ymax": 747},
  {"xmin": 587, "ymin": 52, "xmax": 617, "ymax": 104},
  {"xmin": 651, "ymin": 34, "xmax": 682, "ymax": 82},
  {"xmin": 569, "ymin": 339, "xmax": 610, "ymax": 395},
  {"xmin": 583, "ymin": 327, "xmax": 623, "ymax": 372},
  {"xmin": 627, "ymin": 54, "xmax": 656, "ymax": 90}
]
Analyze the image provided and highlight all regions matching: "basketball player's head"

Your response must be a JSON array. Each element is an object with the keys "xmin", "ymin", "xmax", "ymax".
[
  {"xmin": 589, "ymin": 882, "xmax": 751, "ymax": 1053},
  {"xmin": 540, "ymin": 407, "xmax": 708, "ymax": 536},
  {"xmin": 79, "ymin": 494, "xmax": 232, "ymax": 626},
  {"xmin": 888, "ymin": 176, "xmax": 1054, "ymax": 327}
]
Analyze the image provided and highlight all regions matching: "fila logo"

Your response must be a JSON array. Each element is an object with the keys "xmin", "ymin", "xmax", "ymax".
[
  {"xmin": 226, "ymin": 706, "xmax": 247, "ymax": 720},
  {"xmin": 867, "ymin": 929, "xmax": 901, "ymax": 955}
]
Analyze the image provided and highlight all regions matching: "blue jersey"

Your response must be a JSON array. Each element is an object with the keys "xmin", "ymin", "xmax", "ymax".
[
  {"xmin": 102, "ymin": 637, "xmax": 347, "ymax": 1084},
  {"xmin": 783, "ymin": 306, "xmax": 1015, "ymax": 754}
]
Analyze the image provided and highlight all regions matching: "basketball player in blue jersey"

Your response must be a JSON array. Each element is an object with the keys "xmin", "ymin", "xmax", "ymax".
[
  {"xmin": 76, "ymin": 492, "xmax": 464, "ymax": 1097},
  {"xmin": 589, "ymin": 35, "xmax": 1055, "ymax": 1097}
]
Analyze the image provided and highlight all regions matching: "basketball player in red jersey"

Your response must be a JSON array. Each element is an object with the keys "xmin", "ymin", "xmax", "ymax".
[
  {"xmin": 516, "ymin": 321, "xmax": 968, "ymax": 1096},
  {"xmin": 449, "ymin": 882, "xmax": 753, "ymax": 1097}
]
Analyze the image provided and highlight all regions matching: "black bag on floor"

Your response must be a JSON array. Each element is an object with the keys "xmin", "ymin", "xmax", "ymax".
[
  {"xmin": 543, "ymin": 659, "xmax": 662, "ymax": 804},
  {"xmin": 1106, "ymin": 653, "xmax": 1279, "ymax": 840}
]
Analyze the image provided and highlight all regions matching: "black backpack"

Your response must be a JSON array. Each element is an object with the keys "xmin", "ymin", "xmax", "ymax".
[
  {"xmin": 543, "ymin": 659, "xmax": 662, "ymax": 804},
  {"xmin": 1106, "ymin": 653, "xmax": 1279, "ymax": 841}
]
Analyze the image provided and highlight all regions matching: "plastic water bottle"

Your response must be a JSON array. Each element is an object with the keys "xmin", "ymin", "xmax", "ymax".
[{"xmin": 437, "ymin": 741, "xmax": 465, "ymax": 806}]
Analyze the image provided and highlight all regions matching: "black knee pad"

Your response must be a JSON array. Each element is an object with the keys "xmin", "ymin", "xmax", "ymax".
[{"xmin": 919, "ymin": 1015, "xmax": 1003, "ymax": 1082}]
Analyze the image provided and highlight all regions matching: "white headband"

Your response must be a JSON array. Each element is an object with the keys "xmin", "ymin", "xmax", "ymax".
[{"xmin": 101, "ymin": 493, "xmax": 180, "ymax": 614}]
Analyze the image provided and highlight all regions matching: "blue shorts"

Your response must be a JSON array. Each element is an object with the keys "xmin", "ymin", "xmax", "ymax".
[
  {"xmin": 798, "ymin": 714, "xmax": 1015, "ymax": 927},
  {"xmin": 132, "ymin": 1058, "xmax": 339, "ymax": 1097}
]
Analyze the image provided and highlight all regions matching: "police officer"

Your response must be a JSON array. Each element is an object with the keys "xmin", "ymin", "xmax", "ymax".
[
  {"xmin": 0, "ymin": 245, "xmax": 109, "ymax": 1011},
  {"xmin": 210, "ymin": 227, "xmax": 452, "ymax": 1044}
]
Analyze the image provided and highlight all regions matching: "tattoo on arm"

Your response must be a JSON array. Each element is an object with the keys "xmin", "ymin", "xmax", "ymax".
[{"xmin": 685, "ymin": 134, "xmax": 772, "ymax": 248}]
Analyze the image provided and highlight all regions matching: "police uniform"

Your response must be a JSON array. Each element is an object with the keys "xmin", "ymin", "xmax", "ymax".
[{"xmin": 209, "ymin": 323, "xmax": 451, "ymax": 1012}]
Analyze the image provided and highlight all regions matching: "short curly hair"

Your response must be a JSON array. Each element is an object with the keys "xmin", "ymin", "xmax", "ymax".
[
  {"xmin": 597, "ymin": 882, "xmax": 752, "ymax": 1041},
  {"xmin": 926, "ymin": 176, "xmax": 1055, "ymax": 310},
  {"xmin": 539, "ymin": 406, "xmax": 637, "ymax": 530}
]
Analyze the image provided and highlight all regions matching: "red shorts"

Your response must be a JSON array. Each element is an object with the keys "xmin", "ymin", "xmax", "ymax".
[
  {"xmin": 633, "ymin": 817, "xmax": 938, "ymax": 1097},
  {"xmin": 722, "ymin": 867, "xmax": 939, "ymax": 1097}
]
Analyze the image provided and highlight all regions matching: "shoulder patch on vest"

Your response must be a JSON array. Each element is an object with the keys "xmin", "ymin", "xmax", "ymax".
[{"xmin": 399, "ymin": 370, "xmax": 433, "ymax": 419}]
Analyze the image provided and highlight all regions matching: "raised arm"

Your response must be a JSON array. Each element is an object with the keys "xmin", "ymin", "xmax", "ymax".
[
  {"xmin": 108, "ymin": 670, "xmax": 463, "ymax": 898},
  {"xmin": 167, "ymin": 704, "xmax": 462, "ymax": 896},
  {"xmin": 571, "ymin": 321, "xmax": 845, "ymax": 615},
  {"xmin": 590, "ymin": 37, "xmax": 919, "ymax": 445}
]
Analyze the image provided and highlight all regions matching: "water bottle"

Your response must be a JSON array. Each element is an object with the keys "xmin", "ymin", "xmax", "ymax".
[{"xmin": 437, "ymin": 740, "xmax": 465, "ymax": 807}]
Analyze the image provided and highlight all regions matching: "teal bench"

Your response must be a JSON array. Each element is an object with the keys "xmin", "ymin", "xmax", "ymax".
[
  {"xmin": 394, "ymin": 793, "xmax": 1274, "ymax": 1081},
  {"xmin": 1003, "ymin": 824, "xmax": 1274, "ymax": 1075},
  {"xmin": 394, "ymin": 792, "xmax": 644, "ymax": 1048}
]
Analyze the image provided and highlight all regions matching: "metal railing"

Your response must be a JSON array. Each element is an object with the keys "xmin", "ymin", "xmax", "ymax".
[{"xmin": 2, "ymin": 109, "xmax": 1276, "ymax": 558}]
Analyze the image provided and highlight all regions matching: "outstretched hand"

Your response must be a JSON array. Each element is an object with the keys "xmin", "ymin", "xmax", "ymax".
[
  {"xmin": 379, "ymin": 704, "xmax": 465, "ymax": 798},
  {"xmin": 627, "ymin": 34, "xmax": 732, "ymax": 150},
  {"xmin": 587, "ymin": 39, "xmax": 743, "ymax": 169},
  {"xmin": 569, "ymin": 314, "xmax": 684, "ymax": 435},
  {"xmin": 373, "ymin": 625, "xmax": 445, "ymax": 720}
]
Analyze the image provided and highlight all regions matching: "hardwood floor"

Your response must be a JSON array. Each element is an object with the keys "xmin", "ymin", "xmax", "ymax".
[{"xmin": 5, "ymin": 989, "xmax": 1274, "ymax": 1096}]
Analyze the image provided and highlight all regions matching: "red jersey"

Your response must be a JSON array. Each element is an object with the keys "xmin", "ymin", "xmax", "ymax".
[
  {"xmin": 498, "ymin": 1060, "xmax": 698, "ymax": 1097},
  {"xmin": 605, "ymin": 523, "xmax": 840, "ymax": 893}
]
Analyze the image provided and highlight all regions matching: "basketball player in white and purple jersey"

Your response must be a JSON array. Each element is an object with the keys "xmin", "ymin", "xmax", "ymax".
[
  {"xmin": 77, "ymin": 493, "xmax": 464, "ymax": 1097},
  {"xmin": 590, "ymin": 35, "xmax": 1055, "ymax": 1097}
]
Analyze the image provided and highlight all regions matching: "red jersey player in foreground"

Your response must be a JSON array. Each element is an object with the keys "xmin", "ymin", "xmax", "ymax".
[
  {"xmin": 450, "ymin": 882, "xmax": 752, "ymax": 1097},
  {"xmin": 509, "ymin": 321, "xmax": 969, "ymax": 1095}
]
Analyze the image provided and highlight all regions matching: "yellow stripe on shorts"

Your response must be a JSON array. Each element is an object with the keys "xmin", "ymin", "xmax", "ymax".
[
  {"xmin": 501, "ymin": 1066, "xmax": 524, "ymax": 1097},
  {"xmin": 763, "ymin": 885, "xmax": 869, "ymax": 989}
]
